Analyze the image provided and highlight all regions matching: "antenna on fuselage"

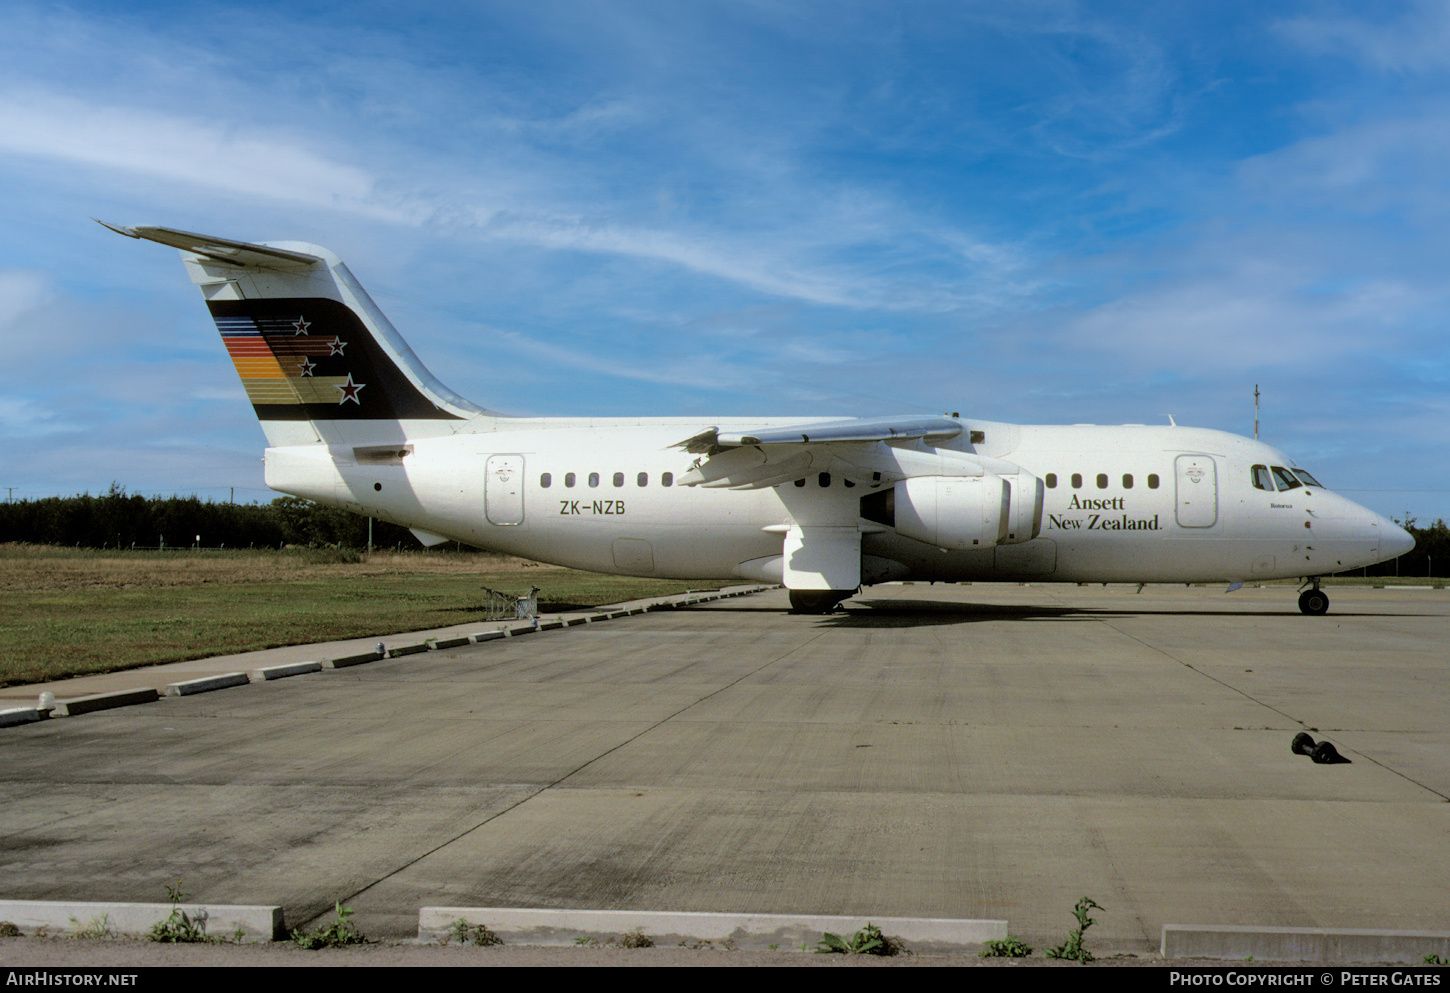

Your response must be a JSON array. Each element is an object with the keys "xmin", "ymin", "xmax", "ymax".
[{"xmin": 1254, "ymin": 384, "xmax": 1260, "ymax": 440}]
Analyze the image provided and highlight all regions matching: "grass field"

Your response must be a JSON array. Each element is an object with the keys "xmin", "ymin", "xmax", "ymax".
[{"xmin": 0, "ymin": 544, "xmax": 734, "ymax": 687}]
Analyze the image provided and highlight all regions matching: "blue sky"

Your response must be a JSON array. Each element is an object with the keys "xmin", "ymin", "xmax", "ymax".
[{"xmin": 1, "ymin": 1, "xmax": 1446, "ymax": 524}]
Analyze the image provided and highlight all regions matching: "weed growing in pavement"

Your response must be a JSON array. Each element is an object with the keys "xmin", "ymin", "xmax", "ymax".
[
  {"xmin": 571, "ymin": 927, "xmax": 655, "ymax": 948},
  {"xmin": 67, "ymin": 915, "xmax": 116, "ymax": 940},
  {"xmin": 816, "ymin": 923, "xmax": 906, "ymax": 956},
  {"xmin": 615, "ymin": 927, "xmax": 654, "ymax": 948},
  {"xmin": 290, "ymin": 903, "xmax": 367, "ymax": 949},
  {"xmin": 446, "ymin": 918, "xmax": 503, "ymax": 946},
  {"xmin": 1045, "ymin": 897, "xmax": 1103, "ymax": 963},
  {"xmin": 980, "ymin": 935, "xmax": 1034, "ymax": 958},
  {"xmin": 147, "ymin": 879, "xmax": 221, "ymax": 943}
]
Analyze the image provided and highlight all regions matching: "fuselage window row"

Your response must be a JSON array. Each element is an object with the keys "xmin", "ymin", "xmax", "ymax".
[
  {"xmin": 540, "ymin": 472, "xmax": 674, "ymax": 488},
  {"xmin": 1045, "ymin": 473, "xmax": 1158, "ymax": 489}
]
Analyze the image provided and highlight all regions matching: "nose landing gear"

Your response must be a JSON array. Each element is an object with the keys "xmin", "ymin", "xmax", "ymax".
[{"xmin": 1297, "ymin": 579, "xmax": 1329, "ymax": 616}]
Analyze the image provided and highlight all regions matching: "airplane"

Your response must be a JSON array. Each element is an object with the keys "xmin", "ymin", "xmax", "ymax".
[{"xmin": 102, "ymin": 222, "xmax": 1415, "ymax": 616}]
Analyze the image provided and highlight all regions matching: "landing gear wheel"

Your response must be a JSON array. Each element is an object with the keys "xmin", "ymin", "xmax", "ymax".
[
  {"xmin": 788, "ymin": 589, "xmax": 853, "ymax": 614},
  {"xmin": 1298, "ymin": 589, "xmax": 1329, "ymax": 616}
]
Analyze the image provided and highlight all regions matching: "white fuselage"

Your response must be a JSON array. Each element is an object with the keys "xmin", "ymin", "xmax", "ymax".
[{"xmin": 264, "ymin": 416, "xmax": 1402, "ymax": 587}]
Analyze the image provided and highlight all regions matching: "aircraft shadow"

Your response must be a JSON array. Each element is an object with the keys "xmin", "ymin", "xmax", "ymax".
[{"xmin": 812, "ymin": 598, "xmax": 1399, "ymax": 628}]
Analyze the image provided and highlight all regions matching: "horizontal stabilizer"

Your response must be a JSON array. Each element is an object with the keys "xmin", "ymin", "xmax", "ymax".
[{"xmin": 96, "ymin": 221, "xmax": 322, "ymax": 269}]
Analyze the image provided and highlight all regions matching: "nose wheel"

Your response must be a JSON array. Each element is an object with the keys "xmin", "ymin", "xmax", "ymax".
[{"xmin": 1298, "ymin": 587, "xmax": 1330, "ymax": 615}]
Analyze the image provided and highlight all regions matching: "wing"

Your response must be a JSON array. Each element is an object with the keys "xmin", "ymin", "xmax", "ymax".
[{"xmin": 673, "ymin": 415, "xmax": 964, "ymax": 489}]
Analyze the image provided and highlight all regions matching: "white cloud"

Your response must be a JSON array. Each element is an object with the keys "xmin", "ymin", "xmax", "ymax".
[
  {"xmin": 0, "ymin": 82, "xmax": 1029, "ymax": 314},
  {"xmin": 1048, "ymin": 257, "xmax": 1428, "ymax": 374},
  {"xmin": 0, "ymin": 269, "xmax": 48, "ymax": 325},
  {"xmin": 1237, "ymin": 113, "xmax": 1450, "ymax": 216},
  {"xmin": 0, "ymin": 268, "xmax": 116, "ymax": 366},
  {"xmin": 0, "ymin": 395, "xmax": 67, "ymax": 437},
  {"xmin": 1277, "ymin": 2, "xmax": 1450, "ymax": 74},
  {"xmin": 0, "ymin": 90, "xmax": 416, "ymax": 222}
]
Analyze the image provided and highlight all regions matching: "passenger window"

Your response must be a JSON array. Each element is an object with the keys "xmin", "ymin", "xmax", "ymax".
[
  {"xmin": 589, "ymin": 472, "xmax": 600, "ymax": 488},
  {"xmin": 1071, "ymin": 473, "xmax": 1082, "ymax": 489},
  {"xmin": 1148, "ymin": 474, "xmax": 1159, "ymax": 489},
  {"xmin": 1251, "ymin": 465, "xmax": 1273, "ymax": 491},
  {"xmin": 1122, "ymin": 474, "xmax": 1133, "ymax": 489},
  {"xmin": 637, "ymin": 472, "xmax": 648, "ymax": 487},
  {"xmin": 662, "ymin": 472, "xmax": 673, "ymax": 487},
  {"xmin": 1270, "ymin": 466, "xmax": 1302, "ymax": 491},
  {"xmin": 794, "ymin": 478, "xmax": 806, "ymax": 487},
  {"xmin": 540, "ymin": 473, "xmax": 551, "ymax": 488},
  {"xmin": 565, "ymin": 472, "xmax": 576, "ymax": 488},
  {"xmin": 613, "ymin": 472, "xmax": 624, "ymax": 487},
  {"xmin": 1045, "ymin": 473, "xmax": 1057, "ymax": 488},
  {"xmin": 1096, "ymin": 473, "xmax": 1108, "ymax": 489},
  {"xmin": 818, "ymin": 472, "xmax": 831, "ymax": 487}
]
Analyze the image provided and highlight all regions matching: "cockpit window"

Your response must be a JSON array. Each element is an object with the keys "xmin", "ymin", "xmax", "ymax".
[
  {"xmin": 1291, "ymin": 469, "xmax": 1323, "ymax": 488},
  {"xmin": 1251, "ymin": 465, "xmax": 1273, "ymax": 491},
  {"xmin": 1270, "ymin": 466, "xmax": 1302, "ymax": 491}
]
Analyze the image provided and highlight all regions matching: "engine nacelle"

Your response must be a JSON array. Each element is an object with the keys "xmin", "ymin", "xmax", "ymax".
[
  {"xmin": 892, "ymin": 474, "xmax": 1010, "ymax": 550},
  {"xmin": 999, "ymin": 471, "xmax": 1045, "ymax": 545}
]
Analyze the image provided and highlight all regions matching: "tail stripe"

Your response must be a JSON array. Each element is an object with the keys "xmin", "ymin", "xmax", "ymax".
[
  {"xmin": 207, "ymin": 298, "xmax": 460, "ymax": 421},
  {"xmin": 215, "ymin": 313, "xmax": 349, "ymax": 406}
]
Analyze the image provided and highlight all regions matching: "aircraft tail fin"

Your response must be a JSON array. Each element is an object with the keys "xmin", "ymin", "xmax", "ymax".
[{"xmin": 104, "ymin": 222, "xmax": 490, "ymax": 446}]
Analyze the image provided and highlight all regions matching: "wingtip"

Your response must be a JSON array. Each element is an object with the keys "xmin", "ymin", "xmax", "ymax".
[{"xmin": 93, "ymin": 218, "xmax": 139, "ymax": 238}]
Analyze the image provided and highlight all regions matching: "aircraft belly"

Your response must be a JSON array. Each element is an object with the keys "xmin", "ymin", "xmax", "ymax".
[{"xmin": 506, "ymin": 519, "xmax": 779, "ymax": 580}]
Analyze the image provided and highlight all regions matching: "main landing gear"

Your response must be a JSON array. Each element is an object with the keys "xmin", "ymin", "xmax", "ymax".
[
  {"xmin": 788, "ymin": 589, "xmax": 854, "ymax": 614},
  {"xmin": 1298, "ymin": 579, "xmax": 1329, "ymax": 616}
]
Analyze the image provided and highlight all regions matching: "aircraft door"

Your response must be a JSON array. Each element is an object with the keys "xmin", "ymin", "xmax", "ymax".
[
  {"xmin": 1174, "ymin": 454, "xmax": 1218, "ymax": 528},
  {"xmin": 485, "ymin": 455, "xmax": 525, "ymax": 526}
]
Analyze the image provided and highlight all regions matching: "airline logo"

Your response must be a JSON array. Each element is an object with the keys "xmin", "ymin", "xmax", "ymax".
[
  {"xmin": 215, "ymin": 312, "xmax": 366, "ymax": 407},
  {"xmin": 205, "ymin": 297, "xmax": 459, "ymax": 421}
]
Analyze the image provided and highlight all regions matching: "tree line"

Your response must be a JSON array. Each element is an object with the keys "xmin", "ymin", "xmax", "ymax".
[{"xmin": 0, "ymin": 485, "xmax": 422, "ymax": 550}]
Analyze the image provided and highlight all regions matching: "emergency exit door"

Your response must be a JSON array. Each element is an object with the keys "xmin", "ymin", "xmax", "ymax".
[
  {"xmin": 1174, "ymin": 454, "xmax": 1217, "ymax": 528},
  {"xmin": 485, "ymin": 455, "xmax": 525, "ymax": 526}
]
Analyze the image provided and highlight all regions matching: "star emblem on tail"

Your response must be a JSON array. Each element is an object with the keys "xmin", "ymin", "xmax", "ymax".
[{"xmin": 337, "ymin": 373, "xmax": 365, "ymax": 405}]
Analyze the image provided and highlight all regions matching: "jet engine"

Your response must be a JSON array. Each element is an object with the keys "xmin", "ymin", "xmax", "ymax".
[
  {"xmin": 861, "ymin": 467, "xmax": 1042, "ymax": 550},
  {"xmin": 878, "ymin": 474, "xmax": 1009, "ymax": 550}
]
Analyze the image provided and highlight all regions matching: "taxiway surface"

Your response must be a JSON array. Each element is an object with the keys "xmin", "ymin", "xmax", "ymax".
[{"xmin": 1, "ymin": 583, "xmax": 1445, "ymax": 954}]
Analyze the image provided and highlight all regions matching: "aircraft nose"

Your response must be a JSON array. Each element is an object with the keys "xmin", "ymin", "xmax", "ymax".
[{"xmin": 1382, "ymin": 519, "xmax": 1416, "ymax": 559}]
